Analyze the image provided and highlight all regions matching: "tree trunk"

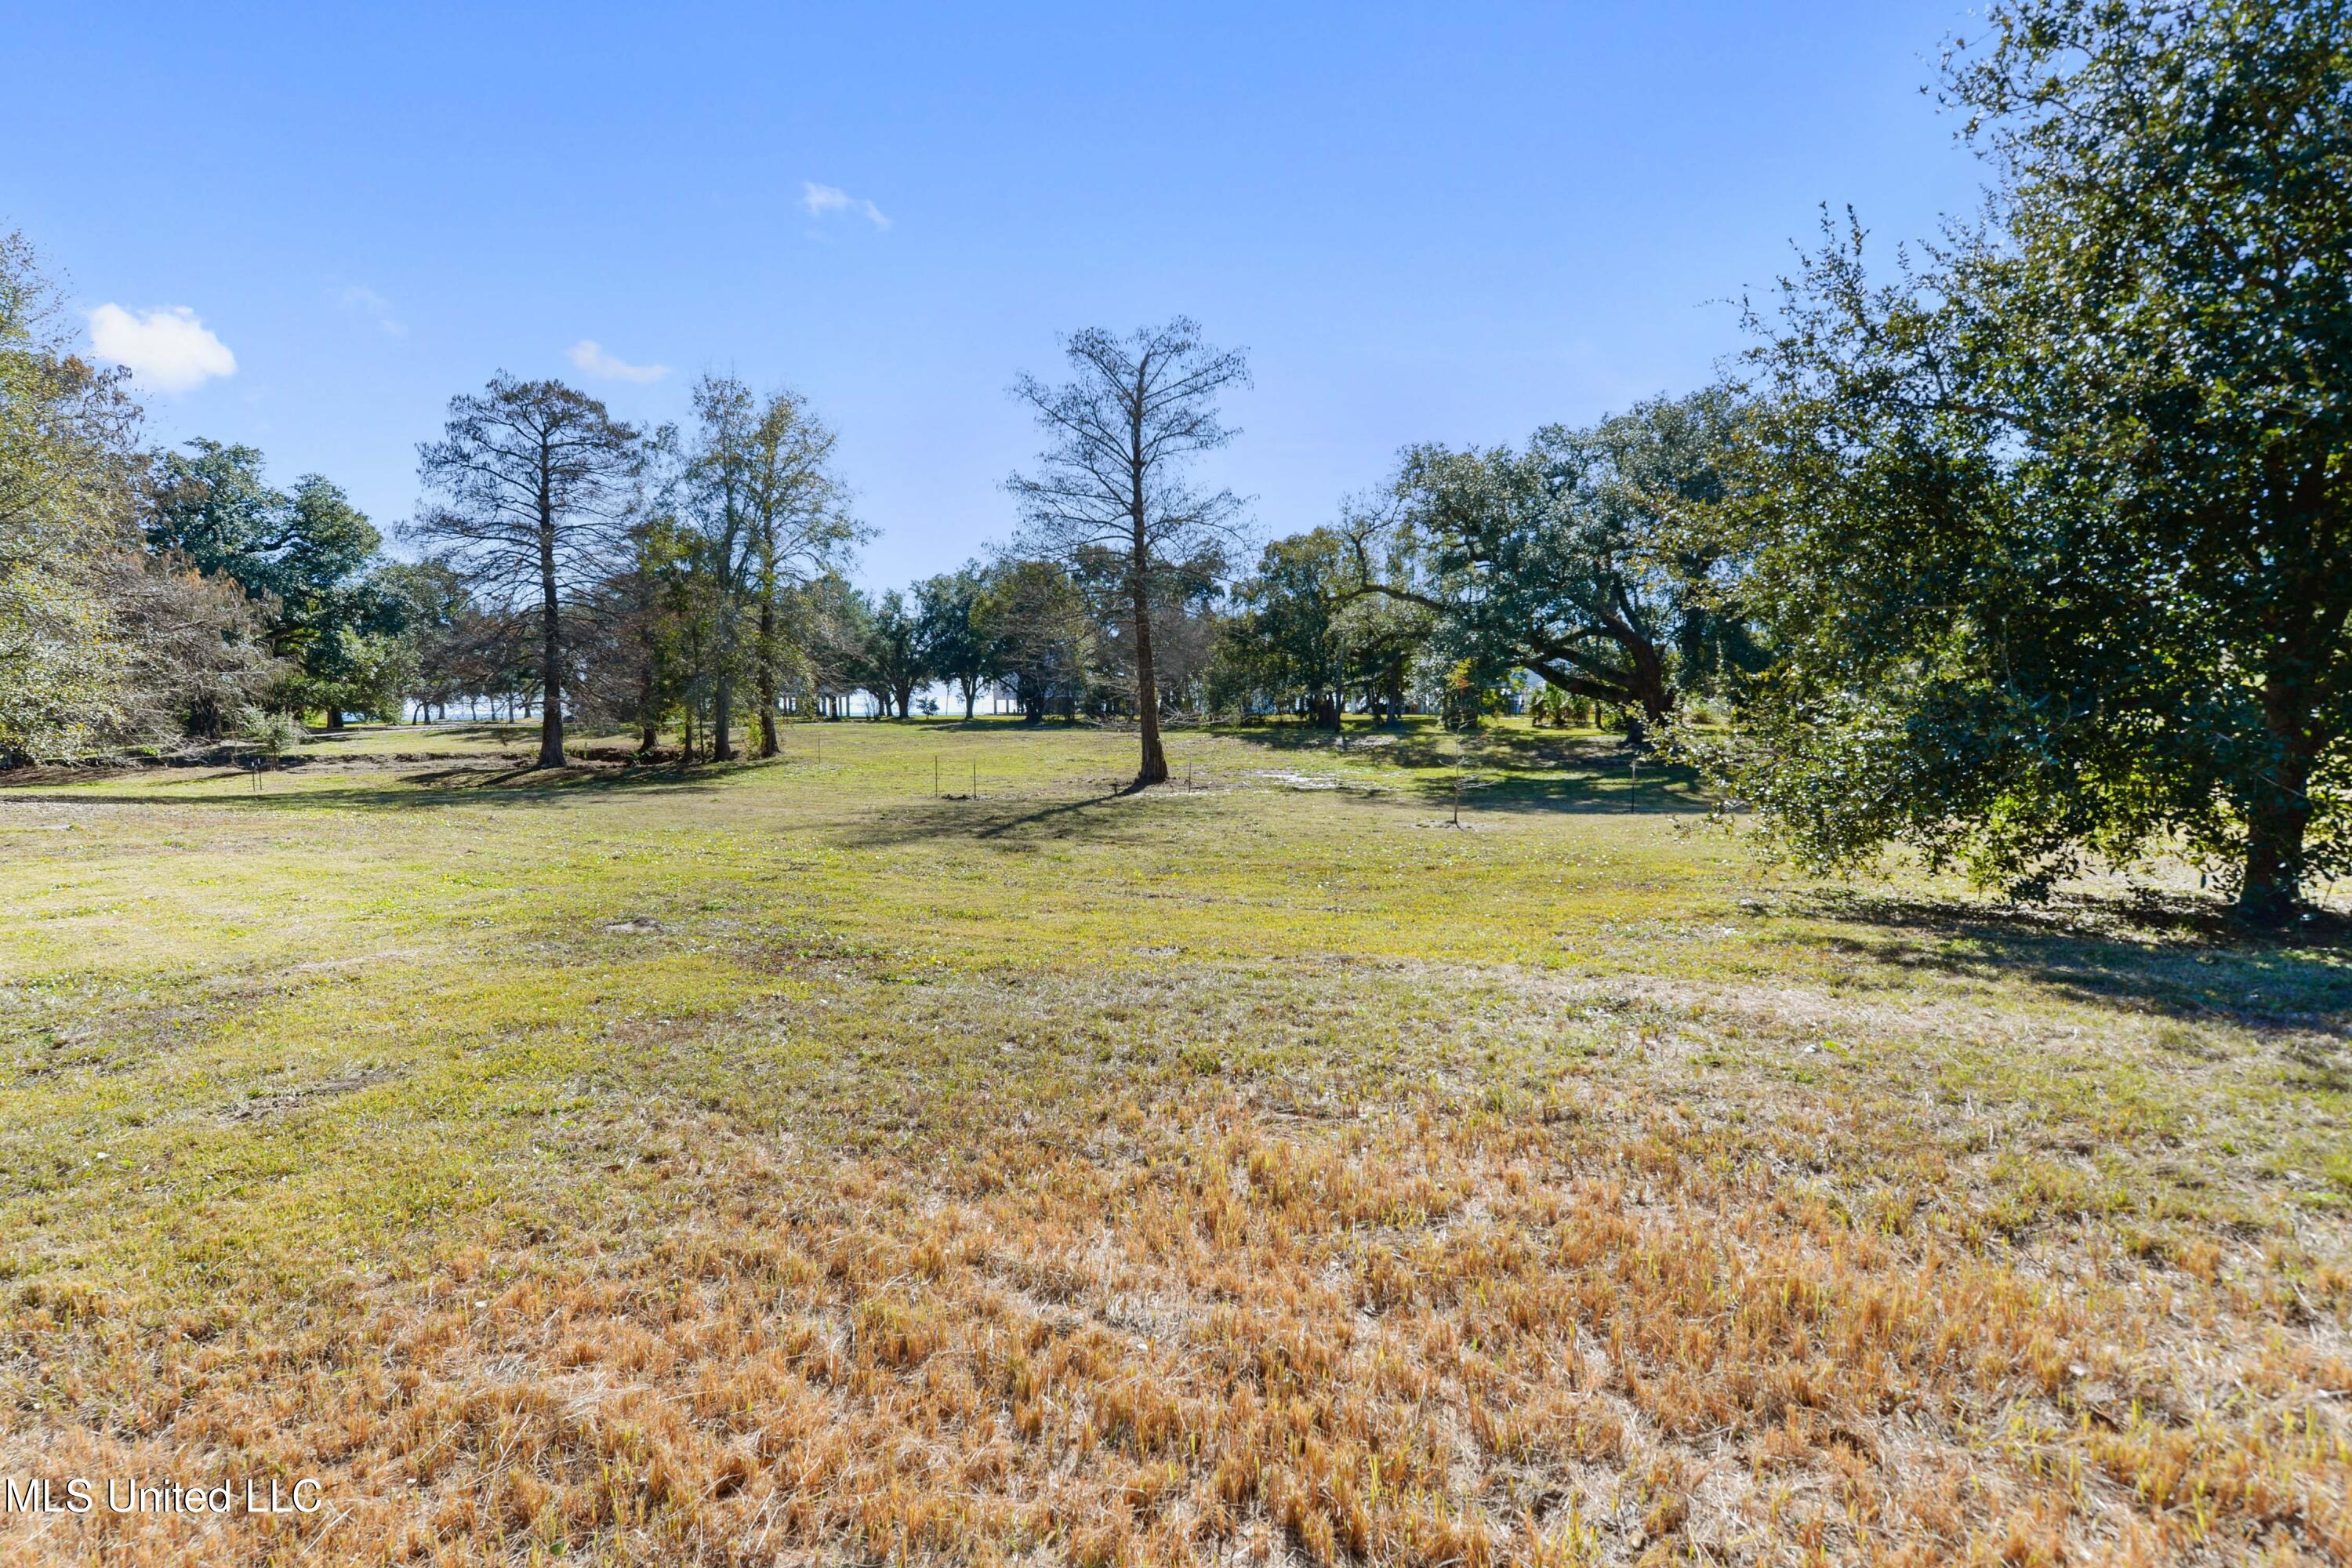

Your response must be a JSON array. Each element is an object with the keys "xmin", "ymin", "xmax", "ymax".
[
  {"xmin": 757, "ymin": 600, "xmax": 779, "ymax": 757},
  {"xmin": 536, "ymin": 499, "xmax": 565, "ymax": 768},
  {"xmin": 325, "ymin": 709, "xmax": 344, "ymax": 731},
  {"xmin": 2238, "ymin": 742, "xmax": 2312, "ymax": 927},
  {"xmin": 1130, "ymin": 564, "xmax": 1167, "ymax": 788},
  {"xmin": 2240, "ymin": 809, "xmax": 2307, "ymax": 927},
  {"xmin": 713, "ymin": 676, "xmax": 735, "ymax": 761},
  {"xmin": 635, "ymin": 657, "xmax": 658, "ymax": 756}
]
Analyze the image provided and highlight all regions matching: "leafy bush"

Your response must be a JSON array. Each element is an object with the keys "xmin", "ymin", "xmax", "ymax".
[{"xmin": 234, "ymin": 704, "xmax": 304, "ymax": 766}]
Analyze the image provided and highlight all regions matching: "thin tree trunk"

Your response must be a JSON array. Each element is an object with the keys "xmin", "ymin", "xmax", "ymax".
[
  {"xmin": 1130, "ymin": 506, "xmax": 1167, "ymax": 786},
  {"xmin": 637, "ymin": 657, "xmax": 658, "ymax": 756},
  {"xmin": 713, "ymin": 676, "xmax": 735, "ymax": 761},
  {"xmin": 536, "ymin": 495, "xmax": 565, "ymax": 768},
  {"xmin": 757, "ymin": 600, "xmax": 779, "ymax": 757}
]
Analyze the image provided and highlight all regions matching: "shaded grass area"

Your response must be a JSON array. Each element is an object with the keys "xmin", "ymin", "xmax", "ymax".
[{"xmin": 1, "ymin": 718, "xmax": 2347, "ymax": 1565}]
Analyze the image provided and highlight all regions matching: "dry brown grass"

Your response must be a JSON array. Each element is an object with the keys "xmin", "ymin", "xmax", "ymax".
[{"xmin": 13, "ymin": 1063, "xmax": 2350, "ymax": 1566}]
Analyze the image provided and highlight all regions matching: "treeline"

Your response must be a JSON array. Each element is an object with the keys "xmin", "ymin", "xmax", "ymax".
[
  {"xmin": 4, "ymin": 0, "xmax": 2346, "ymax": 920},
  {"xmin": 0, "ymin": 232, "xmax": 412, "ymax": 761}
]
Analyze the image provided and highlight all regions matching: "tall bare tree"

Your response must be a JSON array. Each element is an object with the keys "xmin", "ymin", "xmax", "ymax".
[
  {"xmin": 412, "ymin": 374, "xmax": 640, "ymax": 768},
  {"xmin": 1009, "ymin": 318, "xmax": 1248, "ymax": 786}
]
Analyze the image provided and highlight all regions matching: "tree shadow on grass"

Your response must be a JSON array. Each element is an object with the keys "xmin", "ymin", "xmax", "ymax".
[
  {"xmin": 1210, "ymin": 719, "xmax": 1632, "ymax": 773},
  {"xmin": 1798, "ymin": 888, "xmax": 2352, "ymax": 1036},
  {"xmin": 1403, "ymin": 768, "xmax": 1711, "ymax": 817},
  {"xmin": 300, "ymin": 722, "xmax": 532, "ymax": 747},
  {"xmin": 829, "ymin": 784, "xmax": 1198, "ymax": 853},
  {"xmin": 0, "ymin": 760, "xmax": 735, "ymax": 812},
  {"xmin": 1209, "ymin": 720, "xmax": 1716, "ymax": 817}
]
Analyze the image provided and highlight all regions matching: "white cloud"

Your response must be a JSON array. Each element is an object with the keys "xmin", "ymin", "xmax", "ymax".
[
  {"xmin": 567, "ymin": 339, "xmax": 670, "ymax": 383},
  {"xmin": 800, "ymin": 180, "xmax": 890, "ymax": 229},
  {"xmin": 85, "ymin": 304, "xmax": 237, "ymax": 393},
  {"xmin": 336, "ymin": 284, "xmax": 405, "ymax": 336}
]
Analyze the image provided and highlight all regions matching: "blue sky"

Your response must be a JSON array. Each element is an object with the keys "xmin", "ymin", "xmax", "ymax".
[{"xmin": 9, "ymin": 2, "xmax": 1987, "ymax": 587}]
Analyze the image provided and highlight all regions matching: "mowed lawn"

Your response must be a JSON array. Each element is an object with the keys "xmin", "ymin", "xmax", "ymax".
[{"xmin": 2, "ymin": 719, "xmax": 2347, "ymax": 1567}]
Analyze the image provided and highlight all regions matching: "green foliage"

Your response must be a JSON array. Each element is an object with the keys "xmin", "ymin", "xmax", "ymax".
[
  {"xmin": 1214, "ymin": 528, "xmax": 1430, "ymax": 724},
  {"xmin": 859, "ymin": 587, "xmax": 927, "ymax": 717},
  {"xmin": 975, "ymin": 558, "xmax": 1092, "ymax": 720},
  {"xmin": 145, "ymin": 441, "xmax": 401, "ymax": 721},
  {"xmin": 600, "ymin": 378, "xmax": 862, "ymax": 750},
  {"xmin": 0, "ymin": 231, "xmax": 140, "ymax": 761},
  {"xmin": 916, "ymin": 564, "xmax": 998, "ymax": 719},
  {"xmin": 377, "ymin": 558, "xmax": 490, "ymax": 720},
  {"xmin": 234, "ymin": 702, "xmax": 304, "ymax": 764},
  {"xmin": 1438, "ymin": 658, "xmax": 1511, "ymax": 731},
  {"xmin": 1700, "ymin": 0, "xmax": 2352, "ymax": 920},
  {"xmin": 1378, "ymin": 388, "xmax": 1756, "ymax": 732},
  {"xmin": 283, "ymin": 629, "xmax": 413, "ymax": 724}
]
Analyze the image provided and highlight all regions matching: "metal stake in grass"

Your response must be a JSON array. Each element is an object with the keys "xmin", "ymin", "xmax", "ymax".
[{"xmin": 971, "ymin": 761, "xmax": 978, "ymax": 800}]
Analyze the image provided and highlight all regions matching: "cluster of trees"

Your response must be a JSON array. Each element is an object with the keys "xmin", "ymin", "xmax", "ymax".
[
  {"xmin": 400, "ymin": 365, "xmax": 1233, "ymax": 764},
  {"xmin": 0, "ymin": 232, "xmax": 414, "ymax": 763},
  {"xmin": 1216, "ymin": 0, "xmax": 2351, "ymax": 924},
  {"xmin": 1209, "ymin": 387, "xmax": 1749, "ymax": 740},
  {"xmin": 407, "ymin": 370, "xmax": 863, "ymax": 767}
]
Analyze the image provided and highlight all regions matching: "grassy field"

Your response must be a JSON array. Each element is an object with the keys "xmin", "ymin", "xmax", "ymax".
[{"xmin": 2, "ymin": 717, "xmax": 2347, "ymax": 1566}]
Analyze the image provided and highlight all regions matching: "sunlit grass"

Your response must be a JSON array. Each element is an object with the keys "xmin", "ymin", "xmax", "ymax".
[{"xmin": 2, "ymin": 717, "xmax": 2347, "ymax": 1564}]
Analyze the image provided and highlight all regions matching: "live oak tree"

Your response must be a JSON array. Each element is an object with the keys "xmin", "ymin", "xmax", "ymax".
[
  {"xmin": 1221, "ymin": 529, "xmax": 1389, "ymax": 728},
  {"xmin": 859, "ymin": 587, "xmax": 927, "ymax": 718},
  {"xmin": 1362, "ymin": 389, "xmax": 1753, "ymax": 741},
  {"xmin": 798, "ymin": 573, "xmax": 875, "ymax": 720},
  {"xmin": 916, "ymin": 564, "xmax": 997, "ymax": 720},
  {"xmin": 1707, "ymin": 0, "xmax": 2352, "ymax": 923},
  {"xmin": 412, "ymin": 375, "xmax": 641, "ymax": 768},
  {"xmin": 1009, "ymin": 318, "xmax": 1249, "ymax": 786},
  {"xmin": 975, "ymin": 557, "xmax": 1094, "ymax": 722}
]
